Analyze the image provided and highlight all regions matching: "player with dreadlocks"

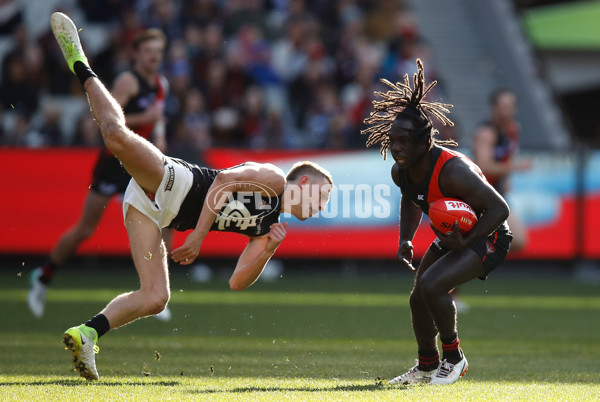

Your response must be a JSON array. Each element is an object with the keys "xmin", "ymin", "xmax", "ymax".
[{"xmin": 363, "ymin": 59, "xmax": 512, "ymax": 385}]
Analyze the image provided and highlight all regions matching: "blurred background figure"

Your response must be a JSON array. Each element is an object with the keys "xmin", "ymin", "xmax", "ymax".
[
  {"xmin": 0, "ymin": 0, "xmax": 23, "ymax": 36},
  {"xmin": 168, "ymin": 86, "xmax": 211, "ymax": 164},
  {"xmin": 71, "ymin": 113, "xmax": 102, "ymax": 147},
  {"xmin": 451, "ymin": 88, "xmax": 533, "ymax": 313},
  {"xmin": 472, "ymin": 88, "xmax": 532, "ymax": 252}
]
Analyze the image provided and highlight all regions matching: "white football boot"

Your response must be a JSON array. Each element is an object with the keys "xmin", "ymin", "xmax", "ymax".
[
  {"xmin": 429, "ymin": 356, "xmax": 469, "ymax": 385},
  {"xmin": 63, "ymin": 324, "xmax": 100, "ymax": 380},
  {"xmin": 389, "ymin": 360, "xmax": 437, "ymax": 385}
]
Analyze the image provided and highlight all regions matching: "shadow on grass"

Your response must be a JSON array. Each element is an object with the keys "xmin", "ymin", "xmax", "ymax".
[
  {"xmin": 4, "ymin": 379, "xmax": 182, "ymax": 387},
  {"xmin": 188, "ymin": 382, "xmax": 395, "ymax": 394}
]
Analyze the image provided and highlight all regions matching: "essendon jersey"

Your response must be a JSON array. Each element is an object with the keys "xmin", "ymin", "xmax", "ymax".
[
  {"xmin": 395, "ymin": 145, "xmax": 486, "ymax": 215},
  {"xmin": 123, "ymin": 70, "xmax": 167, "ymax": 140},
  {"xmin": 476, "ymin": 120, "xmax": 519, "ymax": 192}
]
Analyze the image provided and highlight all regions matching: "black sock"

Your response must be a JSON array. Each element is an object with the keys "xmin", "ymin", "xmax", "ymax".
[
  {"xmin": 441, "ymin": 334, "xmax": 463, "ymax": 363},
  {"xmin": 39, "ymin": 260, "xmax": 58, "ymax": 284},
  {"xmin": 73, "ymin": 60, "xmax": 97, "ymax": 86},
  {"xmin": 418, "ymin": 349, "xmax": 440, "ymax": 372},
  {"xmin": 85, "ymin": 314, "xmax": 110, "ymax": 338}
]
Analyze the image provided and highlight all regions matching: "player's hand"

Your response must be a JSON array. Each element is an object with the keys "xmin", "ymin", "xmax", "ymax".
[
  {"xmin": 171, "ymin": 231, "xmax": 205, "ymax": 265},
  {"xmin": 431, "ymin": 220, "xmax": 467, "ymax": 250},
  {"xmin": 265, "ymin": 222, "xmax": 288, "ymax": 254},
  {"xmin": 397, "ymin": 240, "xmax": 416, "ymax": 272}
]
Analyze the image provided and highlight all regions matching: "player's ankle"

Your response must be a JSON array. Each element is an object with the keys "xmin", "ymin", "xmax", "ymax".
[{"xmin": 73, "ymin": 60, "xmax": 97, "ymax": 86}]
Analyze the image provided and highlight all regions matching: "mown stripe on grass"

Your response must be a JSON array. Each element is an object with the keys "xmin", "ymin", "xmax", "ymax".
[{"xmin": 2, "ymin": 290, "xmax": 600, "ymax": 309}]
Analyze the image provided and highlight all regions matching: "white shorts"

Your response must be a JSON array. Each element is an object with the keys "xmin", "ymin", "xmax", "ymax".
[{"xmin": 122, "ymin": 158, "xmax": 194, "ymax": 230}]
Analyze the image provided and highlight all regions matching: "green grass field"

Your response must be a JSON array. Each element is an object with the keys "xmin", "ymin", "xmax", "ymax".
[{"xmin": 0, "ymin": 259, "xmax": 599, "ymax": 401}]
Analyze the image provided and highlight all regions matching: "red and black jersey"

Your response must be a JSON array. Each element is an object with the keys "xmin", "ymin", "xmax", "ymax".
[
  {"xmin": 395, "ymin": 145, "xmax": 486, "ymax": 215},
  {"xmin": 123, "ymin": 70, "xmax": 167, "ymax": 140},
  {"xmin": 396, "ymin": 145, "xmax": 512, "ymax": 276},
  {"xmin": 477, "ymin": 119, "xmax": 519, "ymax": 193}
]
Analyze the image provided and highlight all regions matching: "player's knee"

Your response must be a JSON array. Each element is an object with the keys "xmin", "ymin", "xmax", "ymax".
[
  {"xmin": 418, "ymin": 273, "xmax": 444, "ymax": 298},
  {"xmin": 76, "ymin": 225, "xmax": 96, "ymax": 240},
  {"xmin": 229, "ymin": 279, "xmax": 246, "ymax": 291},
  {"xmin": 100, "ymin": 121, "xmax": 127, "ymax": 152},
  {"xmin": 67, "ymin": 224, "xmax": 94, "ymax": 242},
  {"xmin": 409, "ymin": 288, "xmax": 425, "ymax": 309},
  {"xmin": 145, "ymin": 289, "xmax": 170, "ymax": 315}
]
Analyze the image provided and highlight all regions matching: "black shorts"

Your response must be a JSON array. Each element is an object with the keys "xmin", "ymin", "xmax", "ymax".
[
  {"xmin": 90, "ymin": 150, "xmax": 131, "ymax": 197},
  {"xmin": 429, "ymin": 221, "xmax": 513, "ymax": 280}
]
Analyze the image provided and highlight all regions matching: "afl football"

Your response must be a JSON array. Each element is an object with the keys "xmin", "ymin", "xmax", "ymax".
[{"xmin": 429, "ymin": 198, "xmax": 477, "ymax": 235}]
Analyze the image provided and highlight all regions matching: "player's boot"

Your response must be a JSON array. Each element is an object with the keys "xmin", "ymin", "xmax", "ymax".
[
  {"xmin": 50, "ymin": 12, "xmax": 89, "ymax": 73},
  {"xmin": 389, "ymin": 360, "xmax": 437, "ymax": 385},
  {"xmin": 154, "ymin": 306, "xmax": 172, "ymax": 321},
  {"xmin": 429, "ymin": 356, "xmax": 468, "ymax": 385},
  {"xmin": 63, "ymin": 324, "xmax": 100, "ymax": 380},
  {"xmin": 27, "ymin": 267, "xmax": 47, "ymax": 318}
]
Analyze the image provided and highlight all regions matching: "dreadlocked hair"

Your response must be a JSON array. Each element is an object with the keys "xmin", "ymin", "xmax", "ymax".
[{"xmin": 361, "ymin": 58, "xmax": 458, "ymax": 159}]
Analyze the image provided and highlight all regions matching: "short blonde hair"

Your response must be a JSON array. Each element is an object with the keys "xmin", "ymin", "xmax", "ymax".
[{"xmin": 286, "ymin": 161, "xmax": 333, "ymax": 185}]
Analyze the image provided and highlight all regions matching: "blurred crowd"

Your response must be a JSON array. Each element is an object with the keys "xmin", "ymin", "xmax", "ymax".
[{"xmin": 0, "ymin": 0, "xmax": 452, "ymax": 161}]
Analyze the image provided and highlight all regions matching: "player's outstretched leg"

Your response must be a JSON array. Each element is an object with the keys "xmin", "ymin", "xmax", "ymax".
[
  {"xmin": 389, "ymin": 360, "xmax": 437, "ymax": 385},
  {"xmin": 50, "ymin": 11, "xmax": 165, "ymax": 195},
  {"xmin": 63, "ymin": 324, "xmax": 100, "ymax": 380}
]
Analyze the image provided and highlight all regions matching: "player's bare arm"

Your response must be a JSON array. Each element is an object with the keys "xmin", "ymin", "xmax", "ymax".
[
  {"xmin": 392, "ymin": 164, "xmax": 422, "ymax": 270},
  {"xmin": 111, "ymin": 72, "xmax": 138, "ymax": 110},
  {"xmin": 392, "ymin": 164, "xmax": 424, "ymax": 244},
  {"xmin": 171, "ymin": 163, "xmax": 286, "ymax": 265},
  {"xmin": 436, "ymin": 159, "xmax": 509, "ymax": 250},
  {"xmin": 399, "ymin": 197, "xmax": 421, "ymax": 271},
  {"xmin": 229, "ymin": 222, "xmax": 289, "ymax": 290}
]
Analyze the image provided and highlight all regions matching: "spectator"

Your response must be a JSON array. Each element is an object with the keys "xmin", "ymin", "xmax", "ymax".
[
  {"xmin": 0, "ymin": 53, "xmax": 39, "ymax": 116},
  {"xmin": 3, "ymin": 0, "xmax": 444, "ymax": 151},
  {"xmin": 240, "ymin": 85, "xmax": 268, "ymax": 148},
  {"xmin": 169, "ymin": 87, "xmax": 211, "ymax": 164},
  {"xmin": 141, "ymin": 0, "xmax": 183, "ymax": 42},
  {"xmin": 0, "ymin": 0, "xmax": 23, "ymax": 36},
  {"xmin": 71, "ymin": 113, "xmax": 102, "ymax": 147},
  {"xmin": 77, "ymin": 0, "xmax": 128, "ymax": 24},
  {"xmin": 34, "ymin": 101, "xmax": 63, "ymax": 146}
]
